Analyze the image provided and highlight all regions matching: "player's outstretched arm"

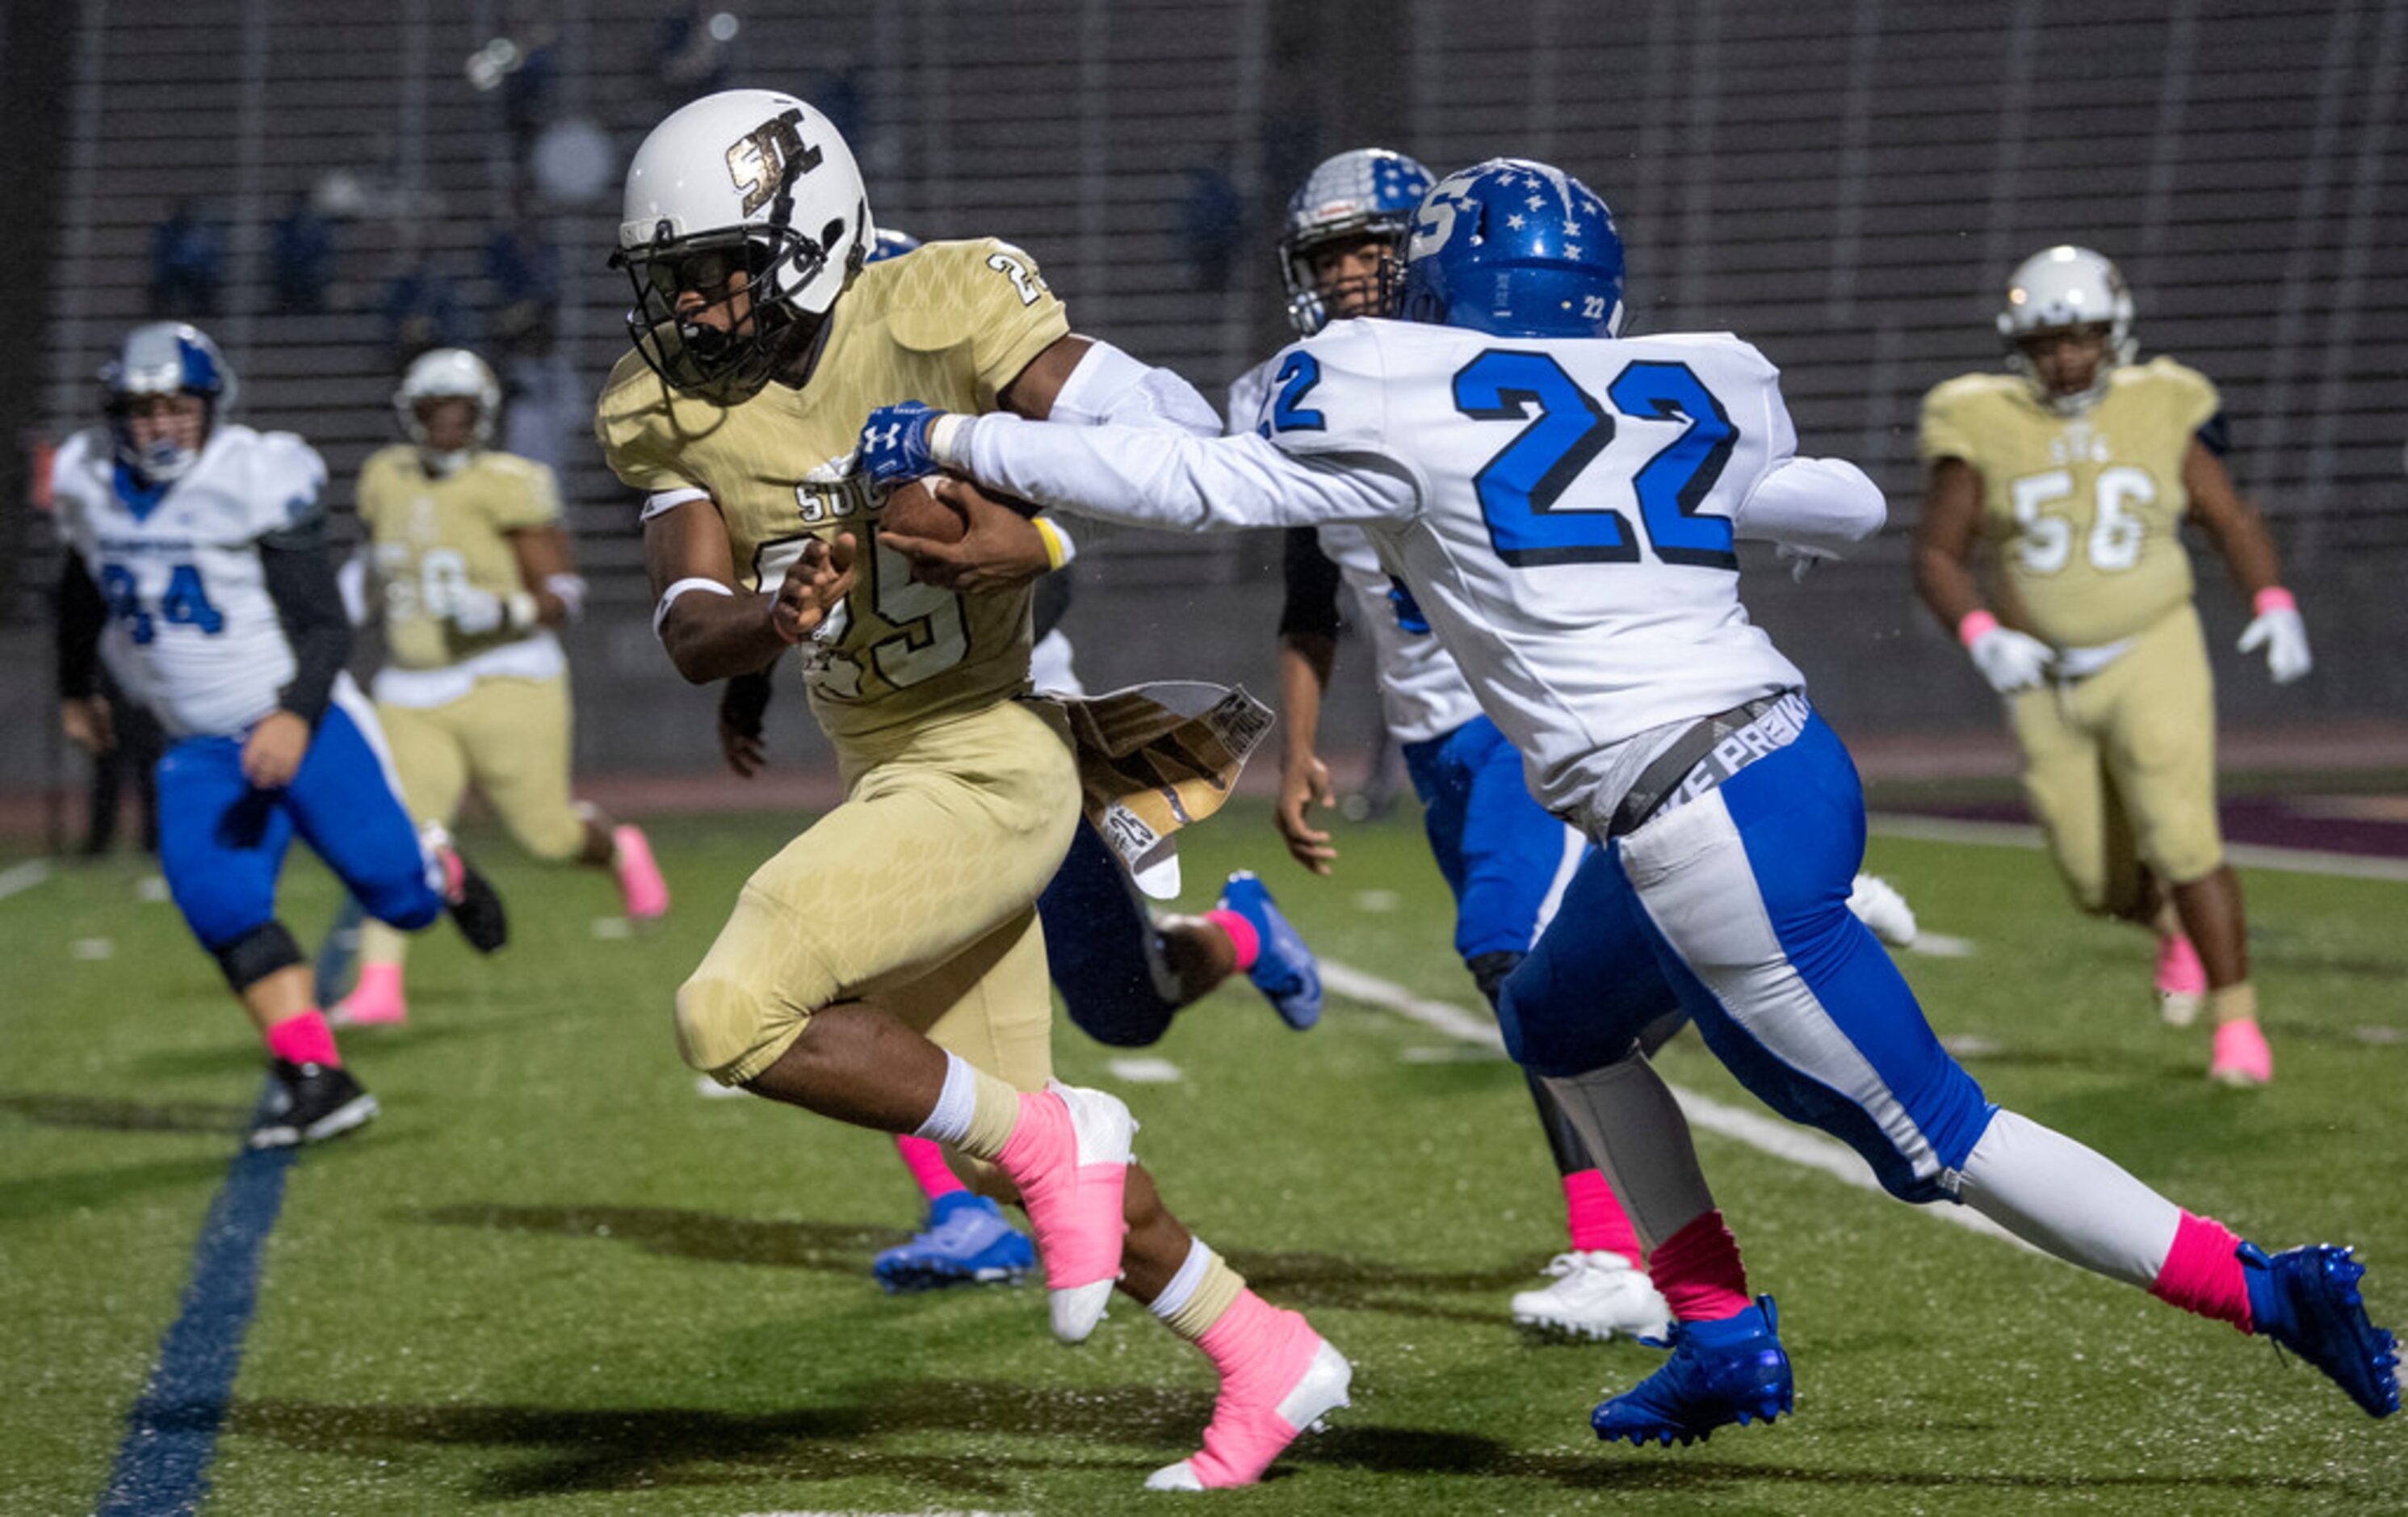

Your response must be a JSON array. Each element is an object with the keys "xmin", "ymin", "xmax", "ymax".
[
  {"xmin": 2184, "ymin": 439, "xmax": 2310, "ymax": 683},
  {"xmin": 1732, "ymin": 456, "xmax": 1886, "ymax": 559},
  {"xmin": 862, "ymin": 406, "xmax": 1413, "ymax": 536},
  {"xmin": 646, "ymin": 497, "xmax": 854, "ymax": 684}
]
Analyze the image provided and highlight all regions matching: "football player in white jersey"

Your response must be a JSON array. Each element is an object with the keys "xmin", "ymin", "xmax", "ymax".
[
  {"xmin": 54, "ymin": 323, "xmax": 510, "ymax": 1149},
  {"xmin": 1238, "ymin": 147, "xmax": 1670, "ymax": 1343},
  {"xmin": 858, "ymin": 160, "xmax": 2398, "ymax": 1440},
  {"xmin": 1914, "ymin": 246, "xmax": 2305, "ymax": 1086}
]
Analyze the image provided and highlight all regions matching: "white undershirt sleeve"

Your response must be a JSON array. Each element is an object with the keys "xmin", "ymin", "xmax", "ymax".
[
  {"xmin": 1047, "ymin": 338, "xmax": 1225, "ymax": 437},
  {"xmin": 1731, "ymin": 456, "xmax": 1888, "ymax": 559},
  {"xmin": 944, "ymin": 414, "xmax": 1420, "ymax": 534}
]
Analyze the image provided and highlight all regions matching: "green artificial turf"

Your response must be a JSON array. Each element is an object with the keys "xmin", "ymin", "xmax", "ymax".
[{"xmin": 3, "ymin": 802, "xmax": 2402, "ymax": 1515}]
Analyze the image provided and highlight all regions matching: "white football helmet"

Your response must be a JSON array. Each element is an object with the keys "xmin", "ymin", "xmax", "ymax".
[
  {"xmin": 1998, "ymin": 245, "xmax": 2135, "ymax": 413},
  {"xmin": 611, "ymin": 89, "xmax": 873, "ymax": 402},
  {"xmin": 100, "ymin": 321, "xmax": 236, "ymax": 483},
  {"xmin": 395, "ymin": 347, "xmax": 501, "ymax": 477}
]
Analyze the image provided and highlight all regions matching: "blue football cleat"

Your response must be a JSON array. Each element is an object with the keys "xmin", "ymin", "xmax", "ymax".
[
  {"xmin": 873, "ymin": 1191, "xmax": 1035, "ymax": 1294},
  {"xmin": 2241, "ymin": 1242, "xmax": 2400, "ymax": 1418},
  {"xmin": 1218, "ymin": 871, "xmax": 1323, "ymax": 1030},
  {"xmin": 1592, "ymin": 1295, "xmax": 1793, "ymax": 1447}
]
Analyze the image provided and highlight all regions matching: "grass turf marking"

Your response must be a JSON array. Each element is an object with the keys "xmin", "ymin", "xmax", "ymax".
[
  {"xmin": 0, "ymin": 859, "xmax": 53, "ymax": 901},
  {"xmin": 1870, "ymin": 813, "xmax": 2408, "ymax": 883},
  {"xmin": 92, "ymin": 1092, "xmax": 294, "ymax": 1517}
]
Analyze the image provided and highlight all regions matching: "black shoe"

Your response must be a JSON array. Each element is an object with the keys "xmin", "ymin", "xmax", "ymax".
[
  {"xmin": 250, "ymin": 1058, "xmax": 379, "ymax": 1149},
  {"xmin": 442, "ymin": 847, "xmax": 509, "ymax": 955}
]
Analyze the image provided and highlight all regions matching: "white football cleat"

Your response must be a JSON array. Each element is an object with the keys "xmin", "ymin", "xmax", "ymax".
[
  {"xmin": 1848, "ymin": 872, "xmax": 1919, "ymax": 949},
  {"xmin": 1511, "ymin": 1251, "xmax": 1673, "ymax": 1342}
]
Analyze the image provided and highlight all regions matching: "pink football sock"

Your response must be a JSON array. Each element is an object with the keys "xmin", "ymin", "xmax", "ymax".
[
  {"xmin": 1647, "ymin": 1208, "xmax": 1752, "ymax": 1322},
  {"xmin": 2155, "ymin": 934, "xmax": 2207, "ymax": 995},
  {"xmin": 894, "ymin": 1133, "xmax": 967, "ymax": 1202},
  {"xmin": 1563, "ymin": 1169, "xmax": 1643, "ymax": 1259},
  {"xmin": 2149, "ymin": 1210, "xmax": 2254, "ymax": 1332},
  {"xmin": 264, "ymin": 1009, "xmax": 341, "ymax": 1068},
  {"xmin": 1205, "ymin": 908, "xmax": 1259, "ymax": 972}
]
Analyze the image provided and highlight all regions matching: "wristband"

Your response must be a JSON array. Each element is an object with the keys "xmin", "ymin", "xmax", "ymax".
[
  {"xmin": 1033, "ymin": 516, "xmax": 1076, "ymax": 571},
  {"xmin": 929, "ymin": 412, "xmax": 971, "ymax": 470},
  {"xmin": 2251, "ymin": 586, "xmax": 2296, "ymax": 616},
  {"xmin": 652, "ymin": 576, "xmax": 734, "ymax": 638},
  {"xmin": 1957, "ymin": 609, "xmax": 2001, "ymax": 648},
  {"xmin": 543, "ymin": 574, "xmax": 588, "ymax": 622}
]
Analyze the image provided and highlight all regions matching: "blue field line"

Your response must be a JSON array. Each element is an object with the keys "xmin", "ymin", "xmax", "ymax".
[{"xmin": 93, "ymin": 1103, "xmax": 294, "ymax": 1517}]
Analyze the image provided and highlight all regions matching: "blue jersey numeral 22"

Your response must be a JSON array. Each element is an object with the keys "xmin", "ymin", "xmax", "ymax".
[{"xmin": 1453, "ymin": 351, "xmax": 1738, "ymax": 570}]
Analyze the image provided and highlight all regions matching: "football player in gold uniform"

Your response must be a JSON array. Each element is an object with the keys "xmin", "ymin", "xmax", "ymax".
[
  {"xmin": 1914, "ymin": 246, "xmax": 2312, "ymax": 1086},
  {"xmin": 329, "ymin": 349, "xmax": 669, "ymax": 1027},
  {"xmin": 594, "ymin": 90, "xmax": 1345, "ymax": 1490}
]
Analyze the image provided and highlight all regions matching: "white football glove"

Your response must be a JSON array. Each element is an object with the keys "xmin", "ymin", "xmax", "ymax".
[
  {"xmin": 447, "ymin": 585, "xmax": 506, "ymax": 636},
  {"xmin": 1775, "ymin": 544, "xmax": 1832, "ymax": 583},
  {"xmin": 2237, "ymin": 604, "xmax": 2311, "ymax": 684},
  {"xmin": 1967, "ymin": 625, "xmax": 2054, "ymax": 695}
]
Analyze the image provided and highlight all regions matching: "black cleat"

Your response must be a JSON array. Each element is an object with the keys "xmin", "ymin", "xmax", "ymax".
[
  {"xmin": 441, "ymin": 847, "xmax": 509, "ymax": 954},
  {"xmin": 251, "ymin": 1059, "xmax": 379, "ymax": 1149}
]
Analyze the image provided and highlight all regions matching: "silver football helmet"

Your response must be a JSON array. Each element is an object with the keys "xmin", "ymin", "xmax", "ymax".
[
  {"xmin": 395, "ymin": 347, "xmax": 501, "ymax": 477},
  {"xmin": 1998, "ymin": 245, "xmax": 2136, "ymax": 414},
  {"xmin": 611, "ymin": 89, "xmax": 873, "ymax": 402},
  {"xmin": 1278, "ymin": 148, "xmax": 1434, "ymax": 335}
]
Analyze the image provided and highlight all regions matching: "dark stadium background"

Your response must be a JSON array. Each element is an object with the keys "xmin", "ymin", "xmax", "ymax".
[{"xmin": 5, "ymin": 0, "xmax": 2402, "ymax": 825}]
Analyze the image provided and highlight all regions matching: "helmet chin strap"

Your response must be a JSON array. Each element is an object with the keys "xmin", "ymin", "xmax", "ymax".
[{"xmin": 418, "ymin": 446, "xmax": 474, "ymax": 477}]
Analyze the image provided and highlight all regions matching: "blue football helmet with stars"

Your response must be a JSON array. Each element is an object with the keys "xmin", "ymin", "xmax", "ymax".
[
  {"xmin": 1278, "ymin": 148, "xmax": 1433, "ymax": 336},
  {"xmin": 1398, "ymin": 158, "xmax": 1626, "ymax": 340}
]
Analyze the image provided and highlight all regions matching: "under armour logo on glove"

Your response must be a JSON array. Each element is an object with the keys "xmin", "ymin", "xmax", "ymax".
[{"xmin": 856, "ymin": 401, "xmax": 947, "ymax": 492}]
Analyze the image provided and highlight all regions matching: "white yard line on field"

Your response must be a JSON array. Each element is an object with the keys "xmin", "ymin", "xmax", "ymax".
[
  {"xmin": 1319, "ymin": 958, "xmax": 2036, "ymax": 1254},
  {"xmin": 0, "ymin": 859, "xmax": 52, "ymax": 901},
  {"xmin": 1870, "ymin": 813, "xmax": 2408, "ymax": 885}
]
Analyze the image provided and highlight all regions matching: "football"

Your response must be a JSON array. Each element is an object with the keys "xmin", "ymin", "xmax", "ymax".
[{"xmin": 876, "ymin": 475, "xmax": 967, "ymax": 544}]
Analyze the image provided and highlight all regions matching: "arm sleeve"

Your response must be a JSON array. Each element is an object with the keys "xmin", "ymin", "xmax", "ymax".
[
  {"xmin": 1731, "ymin": 456, "xmax": 1889, "ymax": 557},
  {"xmin": 58, "ymin": 551, "xmax": 106, "ymax": 700},
  {"xmin": 1047, "ymin": 338, "xmax": 1224, "ymax": 437},
  {"xmin": 258, "ymin": 511, "xmax": 352, "ymax": 726},
  {"xmin": 1279, "ymin": 527, "xmax": 1344, "ymax": 642},
  {"xmin": 947, "ymin": 414, "xmax": 1420, "ymax": 533}
]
